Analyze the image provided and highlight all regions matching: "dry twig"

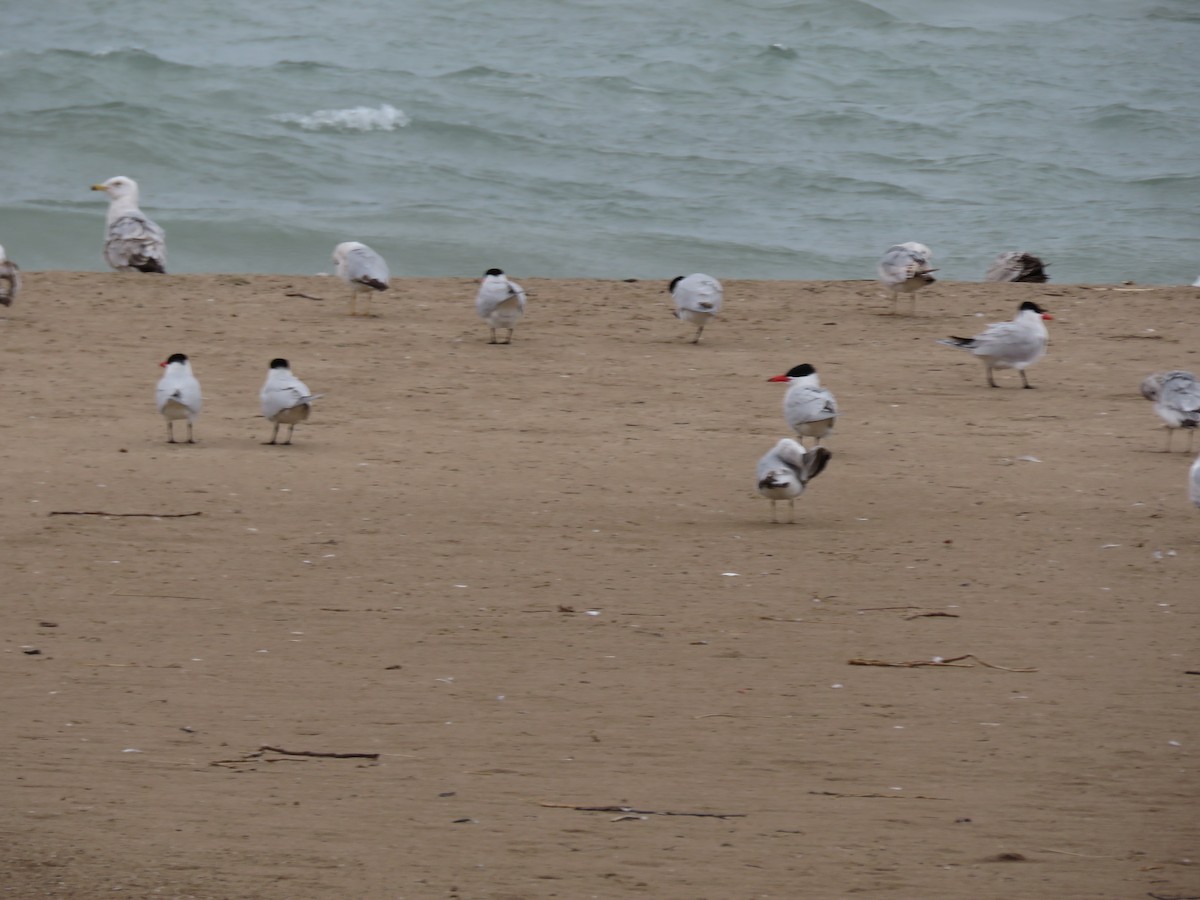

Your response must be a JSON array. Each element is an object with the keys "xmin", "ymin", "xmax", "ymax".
[
  {"xmin": 49, "ymin": 510, "xmax": 202, "ymax": 518},
  {"xmin": 902, "ymin": 611, "xmax": 960, "ymax": 620},
  {"xmin": 539, "ymin": 802, "xmax": 745, "ymax": 819},
  {"xmin": 848, "ymin": 654, "xmax": 1036, "ymax": 672}
]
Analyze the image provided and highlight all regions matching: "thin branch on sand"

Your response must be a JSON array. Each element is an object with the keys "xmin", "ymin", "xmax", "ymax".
[
  {"xmin": 848, "ymin": 654, "xmax": 1036, "ymax": 672},
  {"xmin": 49, "ymin": 510, "xmax": 202, "ymax": 518},
  {"xmin": 539, "ymin": 802, "xmax": 746, "ymax": 819}
]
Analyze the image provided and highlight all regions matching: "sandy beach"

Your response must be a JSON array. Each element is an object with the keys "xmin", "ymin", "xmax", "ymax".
[{"xmin": 1, "ymin": 272, "xmax": 1197, "ymax": 899}]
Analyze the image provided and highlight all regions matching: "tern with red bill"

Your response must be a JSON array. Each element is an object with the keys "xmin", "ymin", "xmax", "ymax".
[
  {"xmin": 260, "ymin": 358, "xmax": 323, "ymax": 445},
  {"xmin": 767, "ymin": 363, "xmax": 838, "ymax": 447},
  {"xmin": 936, "ymin": 301, "xmax": 1052, "ymax": 389},
  {"xmin": 756, "ymin": 438, "xmax": 832, "ymax": 523},
  {"xmin": 155, "ymin": 353, "xmax": 202, "ymax": 443},
  {"xmin": 668, "ymin": 273, "xmax": 723, "ymax": 343},
  {"xmin": 476, "ymin": 268, "xmax": 527, "ymax": 344}
]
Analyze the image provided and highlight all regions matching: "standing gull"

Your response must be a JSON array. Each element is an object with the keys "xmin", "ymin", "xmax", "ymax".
[
  {"xmin": 756, "ymin": 438, "xmax": 832, "ymax": 523},
  {"xmin": 1140, "ymin": 370, "xmax": 1200, "ymax": 452},
  {"xmin": 333, "ymin": 241, "xmax": 390, "ymax": 316},
  {"xmin": 90, "ymin": 176, "xmax": 167, "ymax": 273},
  {"xmin": 0, "ymin": 244, "xmax": 19, "ymax": 307},
  {"xmin": 476, "ymin": 268, "xmax": 526, "ymax": 344},
  {"xmin": 767, "ymin": 363, "xmax": 838, "ymax": 447},
  {"xmin": 936, "ymin": 301, "xmax": 1052, "ymax": 389},
  {"xmin": 985, "ymin": 251, "xmax": 1049, "ymax": 283},
  {"xmin": 668, "ymin": 273, "xmax": 723, "ymax": 344},
  {"xmin": 155, "ymin": 353, "xmax": 202, "ymax": 444},
  {"xmin": 260, "ymin": 358, "xmax": 322, "ymax": 445},
  {"xmin": 878, "ymin": 242, "xmax": 937, "ymax": 314}
]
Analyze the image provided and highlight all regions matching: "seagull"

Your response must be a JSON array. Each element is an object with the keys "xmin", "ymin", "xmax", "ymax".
[
  {"xmin": 1190, "ymin": 453, "xmax": 1200, "ymax": 508},
  {"xmin": 668, "ymin": 273, "xmax": 723, "ymax": 343},
  {"xmin": 756, "ymin": 438, "xmax": 832, "ymax": 523},
  {"xmin": 260, "ymin": 358, "xmax": 323, "ymax": 445},
  {"xmin": 90, "ymin": 176, "xmax": 167, "ymax": 273},
  {"xmin": 155, "ymin": 353, "xmax": 202, "ymax": 443},
  {"xmin": 767, "ymin": 363, "xmax": 838, "ymax": 447},
  {"xmin": 0, "ymin": 244, "xmax": 19, "ymax": 307},
  {"xmin": 878, "ymin": 242, "xmax": 937, "ymax": 314},
  {"xmin": 1140, "ymin": 370, "xmax": 1200, "ymax": 452},
  {"xmin": 332, "ymin": 241, "xmax": 390, "ymax": 316},
  {"xmin": 984, "ymin": 251, "xmax": 1049, "ymax": 283},
  {"xmin": 936, "ymin": 301, "xmax": 1052, "ymax": 388},
  {"xmin": 476, "ymin": 268, "xmax": 526, "ymax": 344}
]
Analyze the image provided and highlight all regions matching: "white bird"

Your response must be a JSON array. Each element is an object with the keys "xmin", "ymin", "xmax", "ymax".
[
  {"xmin": 668, "ymin": 273, "xmax": 723, "ymax": 343},
  {"xmin": 476, "ymin": 268, "xmax": 526, "ymax": 344},
  {"xmin": 767, "ymin": 363, "xmax": 838, "ymax": 447},
  {"xmin": 985, "ymin": 251, "xmax": 1049, "ymax": 283},
  {"xmin": 756, "ymin": 438, "xmax": 832, "ymax": 523},
  {"xmin": 936, "ymin": 301, "xmax": 1052, "ymax": 389},
  {"xmin": 0, "ymin": 244, "xmax": 19, "ymax": 307},
  {"xmin": 260, "ymin": 358, "xmax": 323, "ymax": 445},
  {"xmin": 1140, "ymin": 370, "xmax": 1200, "ymax": 452},
  {"xmin": 332, "ymin": 241, "xmax": 390, "ymax": 316},
  {"xmin": 1190, "ymin": 453, "xmax": 1200, "ymax": 508},
  {"xmin": 90, "ymin": 176, "xmax": 167, "ymax": 273},
  {"xmin": 878, "ymin": 242, "xmax": 937, "ymax": 314},
  {"xmin": 155, "ymin": 352, "xmax": 202, "ymax": 444}
]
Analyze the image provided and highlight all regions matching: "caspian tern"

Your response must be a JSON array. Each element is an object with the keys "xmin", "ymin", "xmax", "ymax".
[
  {"xmin": 333, "ymin": 241, "xmax": 390, "ymax": 316},
  {"xmin": 668, "ymin": 273, "xmax": 723, "ymax": 343},
  {"xmin": 0, "ymin": 244, "xmax": 19, "ymax": 307},
  {"xmin": 90, "ymin": 176, "xmax": 167, "ymax": 273},
  {"xmin": 1140, "ymin": 370, "xmax": 1200, "ymax": 452},
  {"xmin": 878, "ymin": 242, "xmax": 937, "ymax": 314},
  {"xmin": 756, "ymin": 438, "xmax": 832, "ymax": 523},
  {"xmin": 155, "ymin": 353, "xmax": 202, "ymax": 444},
  {"xmin": 260, "ymin": 358, "xmax": 323, "ymax": 445},
  {"xmin": 767, "ymin": 363, "xmax": 838, "ymax": 447},
  {"xmin": 984, "ymin": 251, "xmax": 1049, "ymax": 283},
  {"xmin": 476, "ymin": 268, "xmax": 527, "ymax": 344},
  {"xmin": 936, "ymin": 301, "xmax": 1052, "ymax": 389}
]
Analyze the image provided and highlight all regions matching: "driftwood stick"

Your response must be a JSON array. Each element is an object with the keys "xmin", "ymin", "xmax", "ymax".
[
  {"xmin": 258, "ymin": 745, "xmax": 380, "ymax": 760},
  {"xmin": 539, "ymin": 802, "xmax": 745, "ymax": 819},
  {"xmin": 848, "ymin": 654, "xmax": 1036, "ymax": 672},
  {"xmin": 50, "ymin": 510, "xmax": 202, "ymax": 518},
  {"xmin": 902, "ymin": 611, "xmax": 961, "ymax": 620},
  {"xmin": 808, "ymin": 790, "xmax": 949, "ymax": 801},
  {"xmin": 284, "ymin": 292, "xmax": 326, "ymax": 301}
]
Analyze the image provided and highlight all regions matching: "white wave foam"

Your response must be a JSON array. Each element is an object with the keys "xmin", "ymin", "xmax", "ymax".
[{"xmin": 271, "ymin": 104, "xmax": 410, "ymax": 132}]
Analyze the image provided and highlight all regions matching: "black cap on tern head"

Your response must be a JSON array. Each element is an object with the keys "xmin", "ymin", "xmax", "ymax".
[
  {"xmin": 269, "ymin": 358, "xmax": 290, "ymax": 369},
  {"xmin": 484, "ymin": 268, "xmax": 504, "ymax": 277},
  {"xmin": 165, "ymin": 353, "xmax": 188, "ymax": 365},
  {"xmin": 1018, "ymin": 301, "xmax": 1046, "ymax": 314},
  {"xmin": 668, "ymin": 275, "xmax": 684, "ymax": 293},
  {"xmin": 786, "ymin": 363, "xmax": 817, "ymax": 378}
]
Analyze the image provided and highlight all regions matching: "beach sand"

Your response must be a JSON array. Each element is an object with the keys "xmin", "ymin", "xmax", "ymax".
[{"xmin": 1, "ymin": 272, "xmax": 1197, "ymax": 899}]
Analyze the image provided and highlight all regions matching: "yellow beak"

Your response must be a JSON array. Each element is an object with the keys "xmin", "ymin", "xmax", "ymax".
[{"xmin": 90, "ymin": 184, "xmax": 107, "ymax": 191}]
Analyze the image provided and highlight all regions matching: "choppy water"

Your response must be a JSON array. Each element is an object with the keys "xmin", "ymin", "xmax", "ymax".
[{"xmin": 1, "ymin": 0, "xmax": 1197, "ymax": 282}]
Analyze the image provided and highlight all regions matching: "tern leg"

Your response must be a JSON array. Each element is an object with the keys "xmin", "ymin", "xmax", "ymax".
[
  {"xmin": 769, "ymin": 500, "xmax": 778, "ymax": 523},
  {"xmin": 987, "ymin": 366, "xmax": 999, "ymax": 388},
  {"xmin": 503, "ymin": 329, "xmax": 514, "ymax": 344},
  {"xmin": 166, "ymin": 421, "xmax": 176, "ymax": 443},
  {"xmin": 283, "ymin": 424, "xmax": 296, "ymax": 445},
  {"xmin": 1020, "ymin": 370, "xmax": 1034, "ymax": 389},
  {"xmin": 266, "ymin": 422, "xmax": 280, "ymax": 445},
  {"xmin": 1188, "ymin": 429, "xmax": 1196, "ymax": 453},
  {"xmin": 691, "ymin": 324, "xmax": 704, "ymax": 344},
  {"xmin": 787, "ymin": 499, "xmax": 796, "ymax": 524},
  {"xmin": 186, "ymin": 422, "xmax": 194, "ymax": 444},
  {"xmin": 488, "ymin": 328, "xmax": 498, "ymax": 344}
]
